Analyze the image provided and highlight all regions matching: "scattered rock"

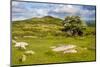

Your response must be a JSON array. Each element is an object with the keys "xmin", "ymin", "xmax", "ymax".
[
  {"xmin": 14, "ymin": 36, "xmax": 18, "ymax": 39},
  {"xmin": 19, "ymin": 54, "xmax": 26, "ymax": 62},
  {"xmin": 23, "ymin": 36, "xmax": 38, "ymax": 38},
  {"xmin": 25, "ymin": 50, "xmax": 35, "ymax": 55},
  {"xmin": 52, "ymin": 45, "xmax": 76, "ymax": 52},
  {"xmin": 14, "ymin": 42, "xmax": 28, "ymax": 50},
  {"xmin": 12, "ymin": 39, "xmax": 17, "ymax": 43},
  {"xmin": 64, "ymin": 49, "xmax": 77, "ymax": 53},
  {"xmin": 51, "ymin": 44, "xmax": 78, "ymax": 54}
]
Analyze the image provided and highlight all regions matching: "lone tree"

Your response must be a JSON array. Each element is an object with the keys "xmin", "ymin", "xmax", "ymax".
[{"xmin": 63, "ymin": 16, "xmax": 87, "ymax": 36}]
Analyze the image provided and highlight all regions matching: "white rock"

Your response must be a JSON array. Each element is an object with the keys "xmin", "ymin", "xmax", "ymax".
[
  {"xmin": 21, "ymin": 54, "xmax": 26, "ymax": 62},
  {"xmin": 24, "ymin": 36, "xmax": 37, "ymax": 38},
  {"xmin": 52, "ymin": 45, "xmax": 76, "ymax": 52},
  {"xmin": 12, "ymin": 40, "xmax": 17, "ymax": 43},
  {"xmin": 64, "ymin": 49, "xmax": 77, "ymax": 53},
  {"xmin": 25, "ymin": 50, "xmax": 35, "ymax": 55},
  {"xmin": 14, "ymin": 36, "xmax": 18, "ymax": 39},
  {"xmin": 14, "ymin": 42, "xmax": 28, "ymax": 50}
]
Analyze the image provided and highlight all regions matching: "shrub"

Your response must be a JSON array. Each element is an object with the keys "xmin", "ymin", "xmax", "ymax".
[{"xmin": 62, "ymin": 16, "xmax": 87, "ymax": 36}]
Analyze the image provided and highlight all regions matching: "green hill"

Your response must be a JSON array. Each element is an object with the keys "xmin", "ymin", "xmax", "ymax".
[
  {"xmin": 12, "ymin": 16, "xmax": 64, "ymax": 38},
  {"xmin": 13, "ymin": 16, "xmax": 63, "ymax": 25}
]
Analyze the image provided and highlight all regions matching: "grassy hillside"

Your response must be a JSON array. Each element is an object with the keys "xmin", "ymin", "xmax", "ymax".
[
  {"xmin": 12, "ymin": 16, "xmax": 96, "ymax": 66},
  {"xmin": 12, "ymin": 16, "xmax": 63, "ymax": 38}
]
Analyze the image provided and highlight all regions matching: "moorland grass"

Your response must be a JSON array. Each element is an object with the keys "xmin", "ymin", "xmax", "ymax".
[
  {"xmin": 12, "ymin": 35, "xmax": 96, "ymax": 65},
  {"xmin": 12, "ymin": 17, "xmax": 96, "ymax": 66}
]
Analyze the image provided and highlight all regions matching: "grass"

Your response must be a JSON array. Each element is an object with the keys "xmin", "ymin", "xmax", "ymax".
[
  {"xmin": 12, "ymin": 35, "xmax": 96, "ymax": 66},
  {"xmin": 12, "ymin": 16, "xmax": 96, "ymax": 66}
]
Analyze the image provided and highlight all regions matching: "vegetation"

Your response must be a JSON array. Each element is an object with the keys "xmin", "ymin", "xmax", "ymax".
[
  {"xmin": 12, "ymin": 16, "xmax": 96, "ymax": 66},
  {"xmin": 62, "ymin": 16, "xmax": 87, "ymax": 36}
]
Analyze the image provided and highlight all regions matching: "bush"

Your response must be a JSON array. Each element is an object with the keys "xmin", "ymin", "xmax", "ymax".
[{"xmin": 62, "ymin": 16, "xmax": 87, "ymax": 36}]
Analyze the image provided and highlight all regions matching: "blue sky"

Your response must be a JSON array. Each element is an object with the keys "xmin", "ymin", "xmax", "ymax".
[{"xmin": 12, "ymin": 1, "xmax": 96, "ymax": 21}]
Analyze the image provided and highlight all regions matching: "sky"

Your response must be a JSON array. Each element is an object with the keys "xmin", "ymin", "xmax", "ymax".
[{"xmin": 12, "ymin": 1, "xmax": 96, "ymax": 21}]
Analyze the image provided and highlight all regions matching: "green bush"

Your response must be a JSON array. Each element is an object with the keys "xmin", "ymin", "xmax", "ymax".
[{"xmin": 62, "ymin": 16, "xmax": 87, "ymax": 36}]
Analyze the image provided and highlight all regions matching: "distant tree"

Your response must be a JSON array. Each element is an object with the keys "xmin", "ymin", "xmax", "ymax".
[{"xmin": 63, "ymin": 16, "xmax": 87, "ymax": 36}]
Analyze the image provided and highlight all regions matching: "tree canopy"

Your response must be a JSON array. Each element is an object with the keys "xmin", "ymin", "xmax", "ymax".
[{"xmin": 63, "ymin": 16, "xmax": 87, "ymax": 36}]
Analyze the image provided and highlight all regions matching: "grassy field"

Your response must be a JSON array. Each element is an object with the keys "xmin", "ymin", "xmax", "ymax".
[{"xmin": 12, "ymin": 16, "xmax": 96, "ymax": 66}]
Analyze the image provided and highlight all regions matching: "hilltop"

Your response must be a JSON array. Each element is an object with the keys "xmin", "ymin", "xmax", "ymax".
[
  {"xmin": 12, "ymin": 16, "xmax": 64, "ymax": 38},
  {"xmin": 13, "ymin": 16, "xmax": 63, "ymax": 25}
]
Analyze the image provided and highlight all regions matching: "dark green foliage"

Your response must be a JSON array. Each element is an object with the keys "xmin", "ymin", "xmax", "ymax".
[{"xmin": 62, "ymin": 16, "xmax": 87, "ymax": 36}]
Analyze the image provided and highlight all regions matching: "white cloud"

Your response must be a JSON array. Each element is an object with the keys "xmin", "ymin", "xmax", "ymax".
[
  {"xmin": 12, "ymin": 1, "xmax": 20, "ymax": 7},
  {"xmin": 54, "ymin": 5, "xmax": 79, "ymax": 14},
  {"xmin": 80, "ymin": 10, "xmax": 95, "ymax": 20},
  {"xmin": 53, "ymin": 4, "xmax": 96, "ymax": 20},
  {"xmin": 12, "ymin": 1, "xmax": 96, "ymax": 21},
  {"xmin": 12, "ymin": 5, "xmax": 50, "ymax": 20},
  {"xmin": 12, "ymin": 17, "xmax": 27, "ymax": 21},
  {"xmin": 33, "ymin": 9, "xmax": 49, "ymax": 17}
]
